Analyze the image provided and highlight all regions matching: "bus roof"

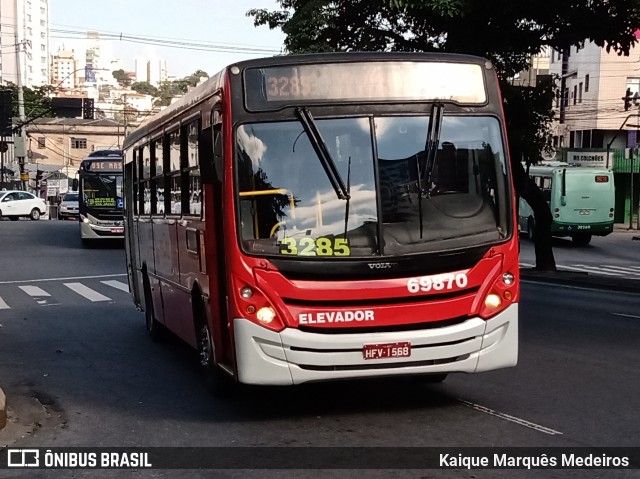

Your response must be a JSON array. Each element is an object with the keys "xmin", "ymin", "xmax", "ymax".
[{"xmin": 123, "ymin": 51, "xmax": 495, "ymax": 151}]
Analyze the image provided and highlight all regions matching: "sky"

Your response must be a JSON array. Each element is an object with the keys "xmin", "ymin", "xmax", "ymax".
[{"xmin": 49, "ymin": 0, "xmax": 287, "ymax": 79}]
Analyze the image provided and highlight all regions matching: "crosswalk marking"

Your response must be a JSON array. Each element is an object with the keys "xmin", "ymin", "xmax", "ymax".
[
  {"xmin": 520, "ymin": 263, "xmax": 640, "ymax": 278},
  {"xmin": 0, "ymin": 296, "xmax": 9, "ymax": 309},
  {"xmin": 556, "ymin": 265, "xmax": 622, "ymax": 276},
  {"xmin": 101, "ymin": 280, "xmax": 129, "ymax": 292},
  {"xmin": 64, "ymin": 283, "xmax": 111, "ymax": 302},
  {"xmin": 600, "ymin": 265, "xmax": 640, "ymax": 276},
  {"xmin": 572, "ymin": 264, "xmax": 638, "ymax": 276},
  {"xmin": 19, "ymin": 285, "xmax": 51, "ymax": 296}
]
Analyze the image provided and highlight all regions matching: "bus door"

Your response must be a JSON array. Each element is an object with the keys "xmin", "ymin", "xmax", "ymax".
[
  {"xmin": 173, "ymin": 119, "xmax": 207, "ymax": 346},
  {"xmin": 123, "ymin": 159, "xmax": 141, "ymax": 305}
]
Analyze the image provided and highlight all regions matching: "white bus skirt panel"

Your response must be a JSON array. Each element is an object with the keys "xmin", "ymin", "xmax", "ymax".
[{"xmin": 233, "ymin": 304, "xmax": 518, "ymax": 385}]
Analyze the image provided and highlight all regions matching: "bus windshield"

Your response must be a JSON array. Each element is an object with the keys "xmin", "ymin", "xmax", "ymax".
[
  {"xmin": 236, "ymin": 115, "xmax": 507, "ymax": 257},
  {"xmin": 82, "ymin": 174, "xmax": 123, "ymax": 210}
]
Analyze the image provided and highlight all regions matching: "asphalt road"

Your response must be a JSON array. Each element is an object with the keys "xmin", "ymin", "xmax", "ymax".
[{"xmin": 0, "ymin": 221, "xmax": 639, "ymax": 478}]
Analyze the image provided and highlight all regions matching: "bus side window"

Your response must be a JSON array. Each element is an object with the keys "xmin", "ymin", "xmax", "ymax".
[{"xmin": 213, "ymin": 126, "xmax": 223, "ymax": 182}]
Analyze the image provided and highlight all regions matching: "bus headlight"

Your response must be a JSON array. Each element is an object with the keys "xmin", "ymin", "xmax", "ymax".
[
  {"xmin": 256, "ymin": 307, "xmax": 276, "ymax": 324},
  {"xmin": 484, "ymin": 293, "xmax": 501, "ymax": 309},
  {"xmin": 234, "ymin": 276, "xmax": 284, "ymax": 331},
  {"xmin": 80, "ymin": 214, "xmax": 90, "ymax": 224},
  {"xmin": 479, "ymin": 270, "xmax": 518, "ymax": 319}
]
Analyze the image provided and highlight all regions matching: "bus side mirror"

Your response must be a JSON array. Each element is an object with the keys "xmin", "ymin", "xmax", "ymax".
[{"xmin": 72, "ymin": 178, "xmax": 78, "ymax": 191}]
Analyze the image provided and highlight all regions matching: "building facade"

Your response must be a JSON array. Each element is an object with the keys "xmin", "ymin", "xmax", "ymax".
[
  {"xmin": 0, "ymin": 0, "xmax": 50, "ymax": 87},
  {"xmin": 549, "ymin": 34, "xmax": 640, "ymax": 225}
]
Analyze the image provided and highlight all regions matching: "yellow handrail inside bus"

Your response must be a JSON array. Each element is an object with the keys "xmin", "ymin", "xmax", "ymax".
[{"xmin": 239, "ymin": 188, "xmax": 296, "ymax": 237}]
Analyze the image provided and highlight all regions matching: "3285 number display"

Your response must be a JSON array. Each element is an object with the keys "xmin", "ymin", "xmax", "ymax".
[{"xmin": 279, "ymin": 237, "xmax": 350, "ymax": 256}]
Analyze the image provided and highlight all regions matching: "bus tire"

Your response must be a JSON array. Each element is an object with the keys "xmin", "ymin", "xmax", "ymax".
[
  {"xmin": 527, "ymin": 217, "xmax": 535, "ymax": 242},
  {"xmin": 572, "ymin": 234, "xmax": 592, "ymax": 246},
  {"xmin": 193, "ymin": 293, "xmax": 235, "ymax": 397},
  {"xmin": 143, "ymin": 272, "xmax": 162, "ymax": 342}
]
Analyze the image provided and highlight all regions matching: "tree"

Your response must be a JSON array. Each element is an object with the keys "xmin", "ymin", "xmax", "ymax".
[
  {"xmin": 131, "ymin": 81, "xmax": 159, "ymax": 97},
  {"xmin": 154, "ymin": 81, "xmax": 185, "ymax": 107},
  {"xmin": 0, "ymin": 82, "xmax": 55, "ymax": 127},
  {"xmin": 249, "ymin": 0, "xmax": 640, "ymax": 270},
  {"xmin": 112, "ymin": 69, "xmax": 132, "ymax": 87}
]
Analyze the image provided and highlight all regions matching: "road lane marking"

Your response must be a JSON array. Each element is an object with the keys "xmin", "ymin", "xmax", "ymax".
[
  {"xmin": 0, "ymin": 273, "xmax": 127, "ymax": 285},
  {"xmin": 612, "ymin": 312, "xmax": 640, "ymax": 319},
  {"xmin": 0, "ymin": 296, "xmax": 9, "ymax": 309},
  {"xmin": 458, "ymin": 399, "xmax": 563, "ymax": 435},
  {"xmin": 101, "ymin": 280, "xmax": 130, "ymax": 292},
  {"xmin": 19, "ymin": 286, "xmax": 51, "ymax": 297},
  {"xmin": 64, "ymin": 283, "xmax": 111, "ymax": 302}
]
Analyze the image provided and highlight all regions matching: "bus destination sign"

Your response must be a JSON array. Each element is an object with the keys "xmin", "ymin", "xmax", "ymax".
[
  {"xmin": 86, "ymin": 160, "xmax": 121, "ymax": 171},
  {"xmin": 244, "ymin": 61, "xmax": 487, "ymax": 110}
]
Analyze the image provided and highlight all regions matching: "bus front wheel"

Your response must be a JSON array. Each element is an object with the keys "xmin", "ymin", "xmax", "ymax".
[
  {"xmin": 194, "ymin": 296, "xmax": 235, "ymax": 397},
  {"xmin": 572, "ymin": 234, "xmax": 592, "ymax": 246}
]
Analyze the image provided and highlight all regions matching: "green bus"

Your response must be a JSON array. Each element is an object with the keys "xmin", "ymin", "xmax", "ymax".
[{"xmin": 518, "ymin": 162, "xmax": 615, "ymax": 245}]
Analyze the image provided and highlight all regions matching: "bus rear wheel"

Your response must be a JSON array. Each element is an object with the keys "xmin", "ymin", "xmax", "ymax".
[
  {"xmin": 143, "ymin": 274, "xmax": 162, "ymax": 342},
  {"xmin": 572, "ymin": 234, "xmax": 592, "ymax": 246}
]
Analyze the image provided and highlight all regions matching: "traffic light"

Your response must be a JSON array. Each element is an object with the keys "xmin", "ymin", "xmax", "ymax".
[
  {"xmin": 83, "ymin": 98, "xmax": 95, "ymax": 120},
  {"xmin": 0, "ymin": 90, "xmax": 12, "ymax": 136},
  {"xmin": 51, "ymin": 97, "xmax": 83, "ymax": 118},
  {"xmin": 623, "ymin": 88, "xmax": 633, "ymax": 111}
]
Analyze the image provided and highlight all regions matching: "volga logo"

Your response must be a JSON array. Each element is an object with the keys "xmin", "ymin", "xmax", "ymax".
[{"xmin": 368, "ymin": 262, "xmax": 395, "ymax": 269}]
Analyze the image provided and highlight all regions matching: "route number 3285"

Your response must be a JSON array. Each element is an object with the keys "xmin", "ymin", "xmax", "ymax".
[{"xmin": 280, "ymin": 237, "xmax": 351, "ymax": 256}]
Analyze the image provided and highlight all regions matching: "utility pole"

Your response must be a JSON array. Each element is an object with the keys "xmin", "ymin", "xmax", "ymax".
[{"xmin": 14, "ymin": 25, "xmax": 27, "ymax": 191}]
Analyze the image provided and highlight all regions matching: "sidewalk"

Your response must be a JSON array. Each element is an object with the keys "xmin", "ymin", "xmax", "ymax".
[
  {"xmin": 613, "ymin": 223, "xmax": 640, "ymax": 241},
  {"xmin": 520, "ymin": 222, "xmax": 640, "ymax": 291}
]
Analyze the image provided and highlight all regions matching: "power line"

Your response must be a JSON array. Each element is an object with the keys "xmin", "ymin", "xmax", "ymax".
[{"xmin": 49, "ymin": 27, "xmax": 283, "ymax": 55}]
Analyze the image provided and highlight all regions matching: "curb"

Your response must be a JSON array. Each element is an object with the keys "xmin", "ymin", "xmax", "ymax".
[{"xmin": 0, "ymin": 387, "xmax": 5, "ymax": 430}]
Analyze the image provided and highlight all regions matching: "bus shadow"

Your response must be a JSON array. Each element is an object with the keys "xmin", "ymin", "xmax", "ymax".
[{"xmin": 148, "ymin": 328, "xmax": 462, "ymax": 423}]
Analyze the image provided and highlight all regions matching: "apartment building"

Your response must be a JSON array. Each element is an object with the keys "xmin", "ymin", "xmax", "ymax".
[
  {"xmin": 0, "ymin": 0, "xmax": 50, "ymax": 87},
  {"xmin": 549, "ymin": 33, "xmax": 640, "ymax": 224}
]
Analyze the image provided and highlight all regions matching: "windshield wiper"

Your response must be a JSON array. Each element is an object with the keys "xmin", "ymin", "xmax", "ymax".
[
  {"xmin": 296, "ymin": 107, "xmax": 350, "ymax": 201},
  {"xmin": 416, "ymin": 102, "xmax": 444, "ymax": 238}
]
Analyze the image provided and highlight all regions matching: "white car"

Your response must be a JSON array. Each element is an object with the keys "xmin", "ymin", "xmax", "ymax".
[
  {"xmin": 0, "ymin": 190, "xmax": 47, "ymax": 221},
  {"xmin": 58, "ymin": 191, "xmax": 80, "ymax": 220}
]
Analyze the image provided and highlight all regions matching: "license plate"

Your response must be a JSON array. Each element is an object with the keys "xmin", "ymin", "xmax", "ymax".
[
  {"xmin": 111, "ymin": 227, "xmax": 124, "ymax": 233},
  {"xmin": 363, "ymin": 342, "xmax": 411, "ymax": 360}
]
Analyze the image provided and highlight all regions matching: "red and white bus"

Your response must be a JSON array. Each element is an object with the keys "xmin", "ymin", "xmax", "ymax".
[{"xmin": 122, "ymin": 52, "xmax": 519, "ymax": 391}]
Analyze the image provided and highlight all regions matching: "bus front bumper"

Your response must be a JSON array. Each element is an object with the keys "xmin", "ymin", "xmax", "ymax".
[{"xmin": 233, "ymin": 304, "xmax": 518, "ymax": 385}]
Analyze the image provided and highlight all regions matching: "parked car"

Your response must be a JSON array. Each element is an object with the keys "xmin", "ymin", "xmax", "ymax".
[
  {"xmin": 0, "ymin": 190, "xmax": 47, "ymax": 220},
  {"xmin": 58, "ymin": 191, "xmax": 79, "ymax": 220}
]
